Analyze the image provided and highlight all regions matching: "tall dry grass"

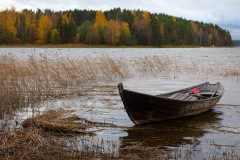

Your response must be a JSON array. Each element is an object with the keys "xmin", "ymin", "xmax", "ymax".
[
  {"xmin": 0, "ymin": 54, "xmax": 236, "ymax": 117},
  {"xmin": 0, "ymin": 55, "xmax": 130, "ymax": 117}
]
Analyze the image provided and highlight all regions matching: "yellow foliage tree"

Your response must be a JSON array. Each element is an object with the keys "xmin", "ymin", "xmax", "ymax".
[
  {"xmin": 5, "ymin": 8, "xmax": 17, "ymax": 39},
  {"xmin": 142, "ymin": 11, "xmax": 151, "ymax": 23},
  {"xmin": 51, "ymin": 29, "xmax": 60, "ymax": 44},
  {"xmin": 23, "ymin": 11, "xmax": 31, "ymax": 30},
  {"xmin": 62, "ymin": 13, "xmax": 70, "ymax": 23},
  {"xmin": 21, "ymin": 10, "xmax": 37, "ymax": 42},
  {"xmin": 0, "ymin": 12, "xmax": 6, "ymax": 27},
  {"xmin": 94, "ymin": 10, "xmax": 108, "ymax": 35},
  {"xmin": 37, "ymin": 15, "xmax": 52, "ymax": 44},
  {"xmin": 172, "ymin": 16, "xmax": 177, "ymax": 22},
  {"xmin": 121, "ymin": 22, "xmax": 131, "ymax": 44},
  {"xmin": 107, "ymin": 19, "xmax": 120, "ymax": 46},
  {"xmin": 133, "ymin": 11, "xmax": 152, "ymax": 44}
]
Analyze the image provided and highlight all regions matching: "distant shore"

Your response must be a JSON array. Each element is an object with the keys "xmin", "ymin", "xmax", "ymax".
[{"xmin": 0, "ymin": 43, "xmax": 218, "ymax": 48}]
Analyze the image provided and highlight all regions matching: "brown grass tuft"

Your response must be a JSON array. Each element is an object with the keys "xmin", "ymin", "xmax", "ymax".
[{"xmin": 22, "ymin": 110, "xmax": 95, "ymax": 135}]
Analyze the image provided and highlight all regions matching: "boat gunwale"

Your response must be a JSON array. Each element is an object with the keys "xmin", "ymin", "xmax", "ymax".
[{"xmin": 119, "ymin": 82, "xmax": 224, "ymax": 102}]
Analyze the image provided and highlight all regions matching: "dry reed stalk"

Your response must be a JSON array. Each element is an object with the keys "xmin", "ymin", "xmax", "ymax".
[
  {"xmin": 130, "ymin": 56, "xmax": 179, "ymax": 77},
  {"xmin": 98, "ymin": 56, "xmax": 130, "ymax": 81}
]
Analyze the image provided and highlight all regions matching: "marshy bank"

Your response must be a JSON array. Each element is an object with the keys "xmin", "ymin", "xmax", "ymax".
[{"xmin": 0, "ymin": 48, "xmax": 240, "ymax": 159}]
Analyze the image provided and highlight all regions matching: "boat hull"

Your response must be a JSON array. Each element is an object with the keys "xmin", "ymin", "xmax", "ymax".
[{"xmin": 118, "ymin": 82, "xmax": 224, "ymax": 124}]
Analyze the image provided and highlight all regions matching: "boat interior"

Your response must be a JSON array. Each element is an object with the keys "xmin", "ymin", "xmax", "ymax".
[{"xmin": 165, "ymin": 91, "xmax": 219, "ymax": 101}]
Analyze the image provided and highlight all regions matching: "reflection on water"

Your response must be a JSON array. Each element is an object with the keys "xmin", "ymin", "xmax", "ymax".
[{"xmin": 121, "ymin": 109, "xmax": 222, "ymax": 148}]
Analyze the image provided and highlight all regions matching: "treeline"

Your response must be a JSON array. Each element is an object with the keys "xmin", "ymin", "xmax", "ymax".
[{"xmin": 0, "ymin": 7, "xmax": 233, "ymax": 46}]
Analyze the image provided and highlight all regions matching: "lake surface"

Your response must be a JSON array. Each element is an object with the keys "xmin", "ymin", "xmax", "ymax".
[{"xmin": 1, "ymin": 47, "xmax": 240, "ymax": 159}]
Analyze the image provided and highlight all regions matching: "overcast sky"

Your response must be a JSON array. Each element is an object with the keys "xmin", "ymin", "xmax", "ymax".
[{"xmin": 1, "ymin": 0, "xmax": 240, "ymax": 40}]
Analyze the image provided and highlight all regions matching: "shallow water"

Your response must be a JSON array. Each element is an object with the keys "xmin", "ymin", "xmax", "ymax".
[
  {"xmin": 33, "ymin": 77, "xmax": 240, "ymax": 159},
  {"xmin": 1, "ymin": 47, "xmax": 240, "ymax": 158}
]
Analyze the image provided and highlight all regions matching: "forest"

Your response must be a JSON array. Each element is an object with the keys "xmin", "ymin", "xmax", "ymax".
[{"xmin": 0, "ymin": 7, "xmax": 233, "ymax": 46}]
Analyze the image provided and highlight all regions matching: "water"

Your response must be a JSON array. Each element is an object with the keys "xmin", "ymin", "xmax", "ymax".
[
  {"xmin": 36, "ymin": 77, "xmax": 240, "ymax": 159},
  {"xmin": 1, "ymin": 47, "xmax": 240, "ymax": 159}
]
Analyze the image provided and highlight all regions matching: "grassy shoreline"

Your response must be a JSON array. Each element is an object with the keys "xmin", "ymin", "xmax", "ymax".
[{"xmin": 0, "ymin": 43, "xmax": 213, "ymax": 48}]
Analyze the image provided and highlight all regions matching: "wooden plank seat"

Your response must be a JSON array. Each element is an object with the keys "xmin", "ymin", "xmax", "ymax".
[{"xmin": 168, "ymin": 93, "xmax": 198, "ymax": 101}]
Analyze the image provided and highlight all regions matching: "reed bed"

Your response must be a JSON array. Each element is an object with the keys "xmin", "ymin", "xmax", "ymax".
[
  {"xmin": 0, "ymin": 53, "xmax": 238, "ymax": 115},
  {"xmin": 0, "ymin": 54, "xmax": 237, "ymax": 118},
  {"xmin": 0, "ymin": 55, "xmax": 129, "ymax": 118}
]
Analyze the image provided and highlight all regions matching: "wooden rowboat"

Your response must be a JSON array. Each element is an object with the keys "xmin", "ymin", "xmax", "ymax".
[{"xmin": 118, "ymin": 82, "xmax": 224, "ymax": 124}]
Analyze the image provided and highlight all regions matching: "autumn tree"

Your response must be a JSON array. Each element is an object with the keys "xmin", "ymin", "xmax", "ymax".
[
  {"xmin": 37, "ymin": 15, "xmax": 52, "ymax": 44},
  {"xmin": 60, "ymin": 12, "xmax": 77, "ymax": 43},
  {"xmin": 85, "ymin": 25, "xmax": 100, "ymax": 45},
  {"xmin": 190, "ymin": 21, "xmax": 200, "ymax": 45},
  {"xmin": 4, "ymin": 7, "xmax": 17, "ymax": 43},
  {"xmin": 105, "ymin": 19, "xmax": 120, "ymax": 46},
  {"xmin": 120, "ymin": 22, "xmax": 131, "ymax": 45},
  {"xmin": 51, "ymin": 29, "xmax": 60, "ymax": 44},
  {"xmin": 0, "ymin": 12, "xmax": 8, "ymax": 44},
  {"xmin": 94, "ymin": 10, "xmax": 108, "ymax": 44},
  {"xmin": 28, "ymin": 12, "xmax": 38, "ymax": 43},
  {"xmin": 16, "ymin": 13, "xmax": 25, "ymax": 43},
  {"xmin": 132, "ymin": 11, "xmax": 152, "ymax": 45}
]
